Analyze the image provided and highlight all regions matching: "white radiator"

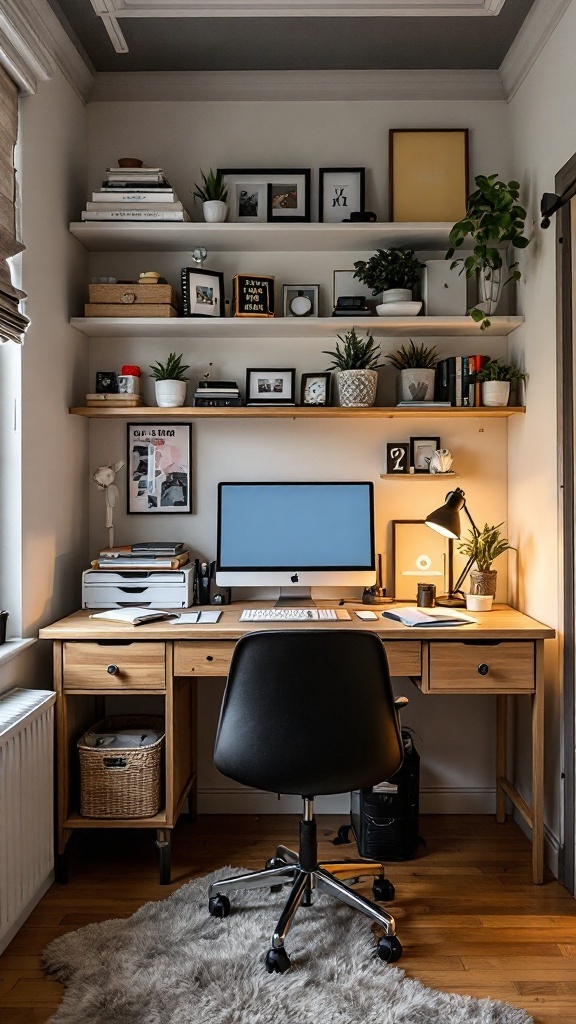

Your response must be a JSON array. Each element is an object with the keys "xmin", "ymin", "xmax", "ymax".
[{"xmin": 0, "ymin": 688, "xmax": 56, "ymax": 954}]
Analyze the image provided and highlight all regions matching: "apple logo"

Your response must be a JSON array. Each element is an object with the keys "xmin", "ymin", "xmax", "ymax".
[{"xmin": 291, "ymin": 572, "xmax": 299, "ymax": 583}]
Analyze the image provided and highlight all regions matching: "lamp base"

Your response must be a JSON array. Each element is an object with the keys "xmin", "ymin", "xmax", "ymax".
[{"xmin": 434, "ymin": 593, "xmax": 466, "ymax": 608}]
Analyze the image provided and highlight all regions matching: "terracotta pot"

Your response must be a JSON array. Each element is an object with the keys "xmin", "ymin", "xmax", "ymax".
[{"xmin": 469, "ymin": 569, "xmax": 497, "ymax": 597}]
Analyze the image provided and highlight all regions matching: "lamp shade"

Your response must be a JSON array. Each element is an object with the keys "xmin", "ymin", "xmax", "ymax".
[{"xmin": 425, "ymin": 488, "xmax": 466, "ymax": 540}]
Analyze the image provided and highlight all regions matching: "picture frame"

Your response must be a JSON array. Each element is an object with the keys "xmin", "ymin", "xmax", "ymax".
[
  {"xmin": 127, "ymin": 424, "xmax": 192, "ymax": 514},
  {"xmin": 181, "ymin": 266, "xmax": 225, "ymax": 318},
  {"xmin": 218, "ymin": 168, "xmax": 311, "ymax": 223},
  {"xmin": 410, "ymin": 436, "xmax": 441, "ymax": 473},
  {"xmin": 319, "ymin": 167, "xmax": 365, "ymax": 223},
  {"xmin": 392, "ymin": 519, "xmax": 447, "ymax": 601},
  {"xmin": 233, "ymin": 274, "xmax": 275, "ymax": 317},
  {"xmin": 283, "ymin": 284, "xmax": 319, "ymax": 318},
  {"xmin": 386, "ymin": 442, "xmax": 410, "ymax": 475},
  {"xmin": 300, "ymin": 372, "xmax": 331, "ymax": 406},
  {"xmin": 332, "ymin": 269, "xmax": 373, "ymax": 309},
  {"xmin": 389, "ymin": 129, "xmax": 469, "ymax": 223},
  {"xmin": 245, "ymin": 368, "xmax": 296, "ymax": 406}
]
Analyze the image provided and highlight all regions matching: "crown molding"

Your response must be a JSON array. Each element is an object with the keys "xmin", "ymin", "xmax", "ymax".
[
  {"xmin": 500, "ymin": 0, "xmax": 572, "ymax": 101},
  {"xmin": 91, "ymin": 68, "xmax": 505, "ymax": 103},
  {"xmin": 0, "ymin": 0, "xmax": 94, "ymax": 101}
]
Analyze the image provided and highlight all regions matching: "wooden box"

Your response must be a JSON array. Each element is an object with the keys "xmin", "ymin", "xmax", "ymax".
[
  {"xmin": 88, "ymin": 283, "xmax": 175, "ymax": 305},
  {"xmin": 85, "ymin": 303, "xmax": 178, "ymax": 318}
]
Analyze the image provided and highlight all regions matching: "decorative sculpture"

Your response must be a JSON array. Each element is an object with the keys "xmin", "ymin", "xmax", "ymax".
[
  {"xmin": 92, "ymin": 461, "xmax": 125, "ymax": 547},
  {"xmin": 428, "ymin": 449, "xmax": 453, "ymax": 474}
]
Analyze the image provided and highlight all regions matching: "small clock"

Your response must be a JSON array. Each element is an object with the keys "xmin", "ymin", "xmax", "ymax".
[{"xmin": 301, "ymin": 372, "xmax": 331, "ymax": 407}]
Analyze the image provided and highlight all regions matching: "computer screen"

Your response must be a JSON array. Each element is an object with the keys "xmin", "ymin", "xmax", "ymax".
[{"xmin": 216, "ymin": 481, "xmax": 375, "ymax": 589}]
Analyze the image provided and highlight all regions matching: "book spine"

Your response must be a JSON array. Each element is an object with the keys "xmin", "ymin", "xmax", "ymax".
[
  {"xmin": 181, "ymin": 266, "xmax": 189, "ymax": 316},
  {"xmin": 81, "ymin": 210, "xmax": 188, "ymax": 221},
  {"xmin": 86, "ymin": 200, "xmax": 182, "ymax": 211},
  {"xmin": 194, "ymin": 397, "xmax": 242, "ymax": 407},
  {"xmin": 470, "ymin": 355, "xmax": 489, "ymax": 407},
  {"xmin": 461, "ymin": 356, "xmax": 470, "ymax": 407},
  {"xmin": 447, "ymin": 356, "xmax": 456, "ymax": 406},
  {"xmin": 91, "ymin": 191, "xmax": 176, "ymax": 202},
  {"xmin": 454, "ymin": 355, "xmax": 462, "ymax": 407}
]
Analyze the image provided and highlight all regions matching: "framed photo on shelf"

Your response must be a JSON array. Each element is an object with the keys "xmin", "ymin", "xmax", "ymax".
[
  {"xmin": 386, "ymin": 442, "xmax": 410, "ymax": 474},
  {"xmin": 245, "ymin": 368, "xmax": 296, "ymax": 405},
  {"xmin": 410, "ymin": 436, "xmax": 441, "ymax": 473},
  {"xmin": 319, "ymin": 167, "xmax": 365, "ymax": 223},
  {"xmin": 127, "ymin": 423, "xmax": 192, "ymax": 514},
  {"xmin": 392, "ymin": 519, "xmax": 447, "ymax": 601},
  {"xmin": 283, "ymin": 285, "xmax": 319, "ymax": 318},
  {"xmin": 300, "ymin": 372, "xmax": 331, "ymax": 406},
  {"xmin": 389, "ymin": 129, "xmax": 469, "ymax": 222},
  {"xmin": 181, "ymin": 267, "xmax": 225, "ymax": 318},
  {"xmin": 218, "ymin": 168, "xmax": 311, "ymax": 223}
]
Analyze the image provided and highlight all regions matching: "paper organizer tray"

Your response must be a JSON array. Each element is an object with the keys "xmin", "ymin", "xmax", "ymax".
[{"xmin": 82, "ymin": 566, "xmax": 194, "ymax": 608}]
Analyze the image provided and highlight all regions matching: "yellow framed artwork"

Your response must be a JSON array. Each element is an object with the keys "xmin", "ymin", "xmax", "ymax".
[{"xmin": 389, "ymin": 129, "xmax": 469, "ymax": 222}]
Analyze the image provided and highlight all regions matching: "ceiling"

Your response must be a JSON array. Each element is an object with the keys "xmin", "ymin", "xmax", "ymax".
[{"xmin": 48, "ymin": 0, "xmax": 534, "ymax": 72}]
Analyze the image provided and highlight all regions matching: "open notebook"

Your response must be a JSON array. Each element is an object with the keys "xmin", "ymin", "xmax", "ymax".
[{"xmin": 382, "ymin": 607, "xmax": 477, "ymax": 627}]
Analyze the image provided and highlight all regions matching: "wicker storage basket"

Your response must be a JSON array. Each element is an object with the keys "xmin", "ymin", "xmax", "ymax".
[{"xmin": 78, "ymin": 716, "xmax": 164, "ymax": 819}]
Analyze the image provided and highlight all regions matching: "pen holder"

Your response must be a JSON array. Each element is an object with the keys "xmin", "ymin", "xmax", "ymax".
[{"xmin": 210, "ymin": 575, "xmax": 231, "ymax": 605}]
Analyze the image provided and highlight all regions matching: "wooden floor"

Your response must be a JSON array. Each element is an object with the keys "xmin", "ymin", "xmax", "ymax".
[{"xmin": 1, "ymin": 814, "xmax": 576, "ymax": 1023}]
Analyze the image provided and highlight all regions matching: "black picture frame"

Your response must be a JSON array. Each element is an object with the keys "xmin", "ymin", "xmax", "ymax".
[
  {"xmin": 386, "ymin": 442, "xmax": 410, "ymax": 474},
  {"xmin": 300, "ymin": 372, "xmax": 331, "ymax": 407},
  {"xmin": 410, "ymin": 436, "xmax": 441, "ymax": 473},
  {"xmin": 127, "ymin": 423, "xmax": 192, "ymax": 514},
  {"xmin": 218, "ymin": 168, "xmax": 311, "ymax": 223},
  {"xmin": 181, "ymin": 266, "xmax": 225, "ymax": 318},
  {"xmin": 245, "ymin": 368, "xmax": 296, "ymax": 405},
  {"xmin": 319, "ymin": 167, "xmax": 365, "ymax": 223}
]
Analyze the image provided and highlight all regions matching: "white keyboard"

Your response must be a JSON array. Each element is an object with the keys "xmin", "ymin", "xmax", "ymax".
[{"xmin": 239, "ymin": 608, "xmax": 351, "ymax": 622}]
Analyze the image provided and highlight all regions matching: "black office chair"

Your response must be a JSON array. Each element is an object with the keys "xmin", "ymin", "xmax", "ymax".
[{"xmin": 208, "ymin": 629, "xmax": 406, "ymax": 973}]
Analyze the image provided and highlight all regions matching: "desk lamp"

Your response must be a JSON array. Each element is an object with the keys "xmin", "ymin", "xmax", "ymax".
[{"xmin": 425, "ymin": 488, "xmax": 480, "ymax": 607}]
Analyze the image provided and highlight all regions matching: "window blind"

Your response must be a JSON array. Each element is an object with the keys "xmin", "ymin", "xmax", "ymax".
[{"xmin": 0, "ymin": 64, "xmax": 27, "ymax": 344}]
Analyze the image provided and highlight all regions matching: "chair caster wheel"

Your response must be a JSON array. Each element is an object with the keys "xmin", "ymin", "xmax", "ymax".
[
  {"xmin": 265, "ymin": 947, "xmax": 292, "ymax": 973},
  {"xmin": 270, "ymin": 884, "xmax": 283, "ymax": 893},
  {"xmin": 373, "ymin": 876, "xmax": 395, "ymax": 902},
  {"xmin": 265, "ymin": 856, "xmax": 286, "ymax": 869},
  {"xmin": 208, "ymin": 894, "xmax": 231, "ymax": 918},
  {"xmin": 376, "ymin": 935, "xmax": 402, "ymax": 963}
]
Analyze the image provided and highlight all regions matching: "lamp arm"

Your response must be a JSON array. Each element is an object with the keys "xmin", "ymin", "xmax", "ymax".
[{"xmin": 451, "ymin": 502, "xmax": 480, "ymax": 597}]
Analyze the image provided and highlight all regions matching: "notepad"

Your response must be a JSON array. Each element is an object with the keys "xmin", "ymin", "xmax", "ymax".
[
  {"xmin": 89, "ymin": 607, "xmax": 174, "ymax": 625},
  {"xmin": 382, "ymin": 606, "xmax": 477, "ymax": 627},
  {"xmin": 169, "ymin": 610, "xmax": 222, "ymax": 624}
]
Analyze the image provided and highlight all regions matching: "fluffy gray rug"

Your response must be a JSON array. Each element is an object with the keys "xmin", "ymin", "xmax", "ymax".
[{"xmin": 43, "ymin": 867, "xmax": 532, "ymax": 1024}]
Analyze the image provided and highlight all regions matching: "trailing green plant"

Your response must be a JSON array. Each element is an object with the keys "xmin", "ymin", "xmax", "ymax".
[
  {"xmin": 458, "ymin": 522, "xmax": 515, "ymax": 572},
  {"xmin": 191, "ymin": 168, "xmax": 228, "ymax": 204},
  {"xmin": 386, "ymin": 339, "xmax": 438, "ymax": 370},
  {"xmin": 323, "ymin": 328, "xmax": 384, "ymax": 371},
  {"xmin": 149, "ymin": 352, "xmax": 190, "ymax": 381},
  {"xmin": 353, "ymin": 248, "xmax": 425, "ymax": 296},
  {"xmin": 476, "ymin": 359, "xmax": 526, "ymax": 385},
  {"xmin": 446, "ymin": 173, "xmax": 530, "ymax": 331}
]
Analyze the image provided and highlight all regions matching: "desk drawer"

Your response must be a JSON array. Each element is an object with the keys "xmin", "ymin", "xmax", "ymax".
[
  {"xmin": 426, "ymin": 641, "xmax": 535, "ymax": 693},
  {"xmin": 63, "ymin": 642, "xmax": 166, "ymax": 690},
  {"xmin": 384, "ymin": 641, "xmax": 421, "ymax": 677},
  {"xmin": 174, "ymin": 641, "xmax": 235, "ymax": 677}
]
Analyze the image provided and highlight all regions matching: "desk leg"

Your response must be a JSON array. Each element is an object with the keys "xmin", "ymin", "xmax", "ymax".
[
  {"xmin": 496, "ymin": 695, "xmax": 507, "ymax": 823},
  {"xmin": 532, "ymin": 640, "xmax": 545, "ymax": 885}
]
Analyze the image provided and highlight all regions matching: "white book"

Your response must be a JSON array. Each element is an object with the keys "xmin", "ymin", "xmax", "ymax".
[
  {"xmin": 91, "ymin": 191, "xmax": 176, "ymax": 202},
  {"xmin": 106, "ymin": 166, "xmax": 163, "ymax": 173},
  {"xmin": 81, "ymin": 209, "xmax": 190, "ymax": 221},
  {"xmin": 383, "ymin": 606, "xmax": 477, "ymax": 627},
  {"xmin": 89, "ymin": 607, "xmax": 175, "ymax": 625},
  {"xmin": 86, "ymin": 201, "xmax": 183, "ymax": 211}
]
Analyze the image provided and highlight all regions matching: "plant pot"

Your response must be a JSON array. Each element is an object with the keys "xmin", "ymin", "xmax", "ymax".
[
  {"xmin": 336, "ymin": 369, "xmax": 378, "ymax": 408},
  {"xmin": 477, "ymin": 267, "xmax": 502, "ymax": 315},
  {"xmin": 481, "ymin": 380, "xmax": 510, "ymax": 407},
  {"xmin": 469, "ymin": 569, "xmax": 497, "ymax": 597},
  {"xmin": 381, "ymin": 288, "xmax": 412, "ymax": 304},
  {"xmin": 399, "ymin": 367, "xmax": 436, "ymax": 403},
  {"xmin": 465, "ymin": 593, "xmax": 493, "ymax": 612},
  {"xmin": 154, "ymin": 379, "xmax": 187, "ymax": 407},
  {"xmin": 202, "ymin": 200, "xmax": 228, "ymax": 223}
]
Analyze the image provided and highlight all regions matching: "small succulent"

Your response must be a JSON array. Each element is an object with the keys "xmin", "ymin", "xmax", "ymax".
[
  {"xmin": 458, "ymin": 523, "xmax": 515, "ymax": 572},
  {"xmin": 353, "ymin": 248, "xmax": 425, "ymax": 296},
  {"xmin": 477, "ymin": 359, "xmax": 526, "ymax": 384},
  {"xmin": 323, "ymin": 328, "xmax": 384, "ymax": 371},
  {"xmin": 149, "ymin": 352, "xmax": 190, "ymax": 381},
  {"xmin": 191, "ymin": 168, "xmax": 228, "ymax": 204},
  {"xmin": 386, "ymin": 340, "xmax": 439, "ymax": 370}
]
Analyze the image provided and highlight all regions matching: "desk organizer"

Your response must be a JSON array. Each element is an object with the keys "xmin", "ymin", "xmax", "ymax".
[{"xmin": 78, "ymin": 715, "xmax": 164, "ymax": 818}]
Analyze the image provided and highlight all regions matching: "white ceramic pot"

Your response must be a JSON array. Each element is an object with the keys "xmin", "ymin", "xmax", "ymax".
[
  {"xmin": 155, "ymin": 379, "xmax": 187, "ymax": 407},
  {"xmin": 399, "ymin": 367, "xmax": 436, "ymax": 403},
  {"xmin": 465, "ymin": 593, "xmax": 494, "ymax": 612},
  {"xmin": 481, "ymin": 380, "xmax": 510, "ymax": 407},
  {"xmin": 381, "ymin": 288, "xmax": 412, "ymax": 304},
  {"xmin": 376, "ymin": 300, "xmax": 422, "ymax": 317},
  {"xmin": 337, "ymin": 369, "xmax": 378, "ymax": 408},
  {"xmin": 202, "ymin": 200, "xmax": 228, "ymax": 223}
]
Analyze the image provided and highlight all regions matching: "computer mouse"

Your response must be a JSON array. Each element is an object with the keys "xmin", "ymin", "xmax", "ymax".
[{"xmin": 356, "ymin": 610, "xmax": 378, "ymax": 620}]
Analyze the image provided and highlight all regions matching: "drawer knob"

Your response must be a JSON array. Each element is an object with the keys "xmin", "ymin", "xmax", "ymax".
[
  {"xmin": 477, "ymin": 663, "xmax": 490, "ymax": 676},
  {"xmin": 107, "ymin": 664, "xmax": 119, "ymax": 675}
]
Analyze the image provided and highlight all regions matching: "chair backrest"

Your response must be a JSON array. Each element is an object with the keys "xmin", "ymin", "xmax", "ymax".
[{"xmin": 214, "ymin": 629, "xmax": 404, "ymax": 797}]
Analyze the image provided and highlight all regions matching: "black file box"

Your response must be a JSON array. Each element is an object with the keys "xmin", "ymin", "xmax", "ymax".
[{"xmin": 351, "ymin": 730, "xmax": 420, "ymax": 861}]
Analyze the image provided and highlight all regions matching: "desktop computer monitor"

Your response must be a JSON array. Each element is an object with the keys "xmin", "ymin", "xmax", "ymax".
[{"xmin": 216, "ymin": 481, "xmax": 375, "ymax": 596}]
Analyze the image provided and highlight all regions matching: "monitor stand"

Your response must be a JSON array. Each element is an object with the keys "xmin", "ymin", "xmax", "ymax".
[{"xmin": 275, "ymin": 587, "xmax": 316, "ymax": 607}]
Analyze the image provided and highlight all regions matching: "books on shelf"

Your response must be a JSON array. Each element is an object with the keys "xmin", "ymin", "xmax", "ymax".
[
  {"xmin": 86, "ymin": 201, "xmax": 184, "ymax": 212},
  {"xmin": 91, "ymin": 190, "xmax": 177, "ymax": 202},
  {"xmin": 396, "ymin": 401, "xmax": 451, "ymax": 408},
  {"xmin": 101, "ymin": 542, "xmax": 185, "ymax": 555},
  {"xmin": 91, "ymin": 551, "xmax": 190, "ymax": 570},
  {"xmin": 81, "ymin": 209, "xmax": 191, "ymax": 221},
  {"xmin": 82, "ymin": 166, "xmax": 190, "ymax": 222},
  {"xmin": 193, "ymin": 380, "xmax": 242, "ymax": 407},
  {"xmin": 434, "ymin": 354, "xmax": 489, "ymax": 407}
]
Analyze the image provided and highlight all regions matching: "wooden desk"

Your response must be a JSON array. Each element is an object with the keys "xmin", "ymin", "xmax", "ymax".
[{"xmin": 39, "ymin": 603, "xmax": 554, "ymax": 885}]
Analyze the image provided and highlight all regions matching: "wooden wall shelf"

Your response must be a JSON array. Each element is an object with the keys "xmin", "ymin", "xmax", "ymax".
[{"xmin": 70, "ymin": 406, "xmax": 525, "ymax": 420}]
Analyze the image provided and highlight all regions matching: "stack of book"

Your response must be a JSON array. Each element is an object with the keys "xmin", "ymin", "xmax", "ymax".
[
  {"xmin": 434, "ymin": 354, "xmax": 489, "ymax": 407},
  {"xmin": 81, "ymin": 166, "xmax": 190, "ymax": 222},
  {"xmin": 193, "ymin": 380, "xmax": 242, "ymax": 407},
  {"xmin": 91, "ymin": 541, "xmax": 189, "ymax": 570}
]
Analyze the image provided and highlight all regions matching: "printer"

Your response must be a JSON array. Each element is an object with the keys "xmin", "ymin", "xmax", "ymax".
[{"xmin": 82, "ymin": 566, "xmax": 195, "ymax": 609}]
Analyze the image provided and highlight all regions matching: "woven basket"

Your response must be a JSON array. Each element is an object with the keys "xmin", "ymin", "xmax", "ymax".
[{"xmin": 78, "ymin": 715, "xmax": 164, "ymax": 819}]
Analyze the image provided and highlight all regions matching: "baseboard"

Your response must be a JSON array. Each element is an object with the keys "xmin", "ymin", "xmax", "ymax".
[
  {"xmin": 197, "ymin": 787, "xmax": 497, "ymax": 815},
  {"xmin": 0, "ymin": 870, "xmax": 54, "ymax": 956}
]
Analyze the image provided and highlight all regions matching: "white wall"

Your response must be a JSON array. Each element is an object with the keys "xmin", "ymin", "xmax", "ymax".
[
  {"xmin": 85, "ymin": 96, "xmax": 515, "ymax": 813},
  {"xmin": 507, "ymin": 0, "xmax": 576, "ymax": 868}
]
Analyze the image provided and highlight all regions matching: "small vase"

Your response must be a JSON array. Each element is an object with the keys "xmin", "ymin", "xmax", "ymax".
[
  {"xmin": 155, "ymin": 379, "xmax": 187, "ymax": 408},
  {"xmin": 337, "ymin": 369, "xmax": 378, "ymax": 408},
  {"xmin": 481, "ymin": 380, "xmax": 510, "ymax": 407},
  {"xmin": 203, "ymin": 200, "xmax": 228, "ymax": 223},
  {"xmin": 381, "ymin": 288, "xmax": 412, "ymax": 304},
  {"xmin": 399, "ymin": 367, "xmax": 436, "ymax": 403},
  {"xmin": 477, "ymin": 267, "xmax": 502, "ymax": 315},
  {"xmin": 469, "ymin": 569, "xmax": 497, "ymax": 597}
]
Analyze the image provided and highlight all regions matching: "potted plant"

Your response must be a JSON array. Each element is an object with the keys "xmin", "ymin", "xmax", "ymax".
[
  {"xmin": 149, "ymin": 352, "xmax": 190, "ymax": 407},
  {"xmin": 458, "ymin": 522, "xmax": 515, "ymax": 601},
  {"xmin": 446, "ymin": 174, "xmax": 531, "ymax": 331},
  {"xmin": 323, "ymin": 328, "xmax": 384, "ymax": 407},
  {"xmin": 477, "ymin": 359, "xmax": 526, "ymax": 407},
  {"xmin": 386, "ymin": 339, "xmax": 439, "ymax": 403},
  {"xmin": 353, "ymin": 248, "xmax": 425, "ymax": 315},
  {"xmin": 191, "ymin": 168, "xmax": 229, "ymax": 223}
]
